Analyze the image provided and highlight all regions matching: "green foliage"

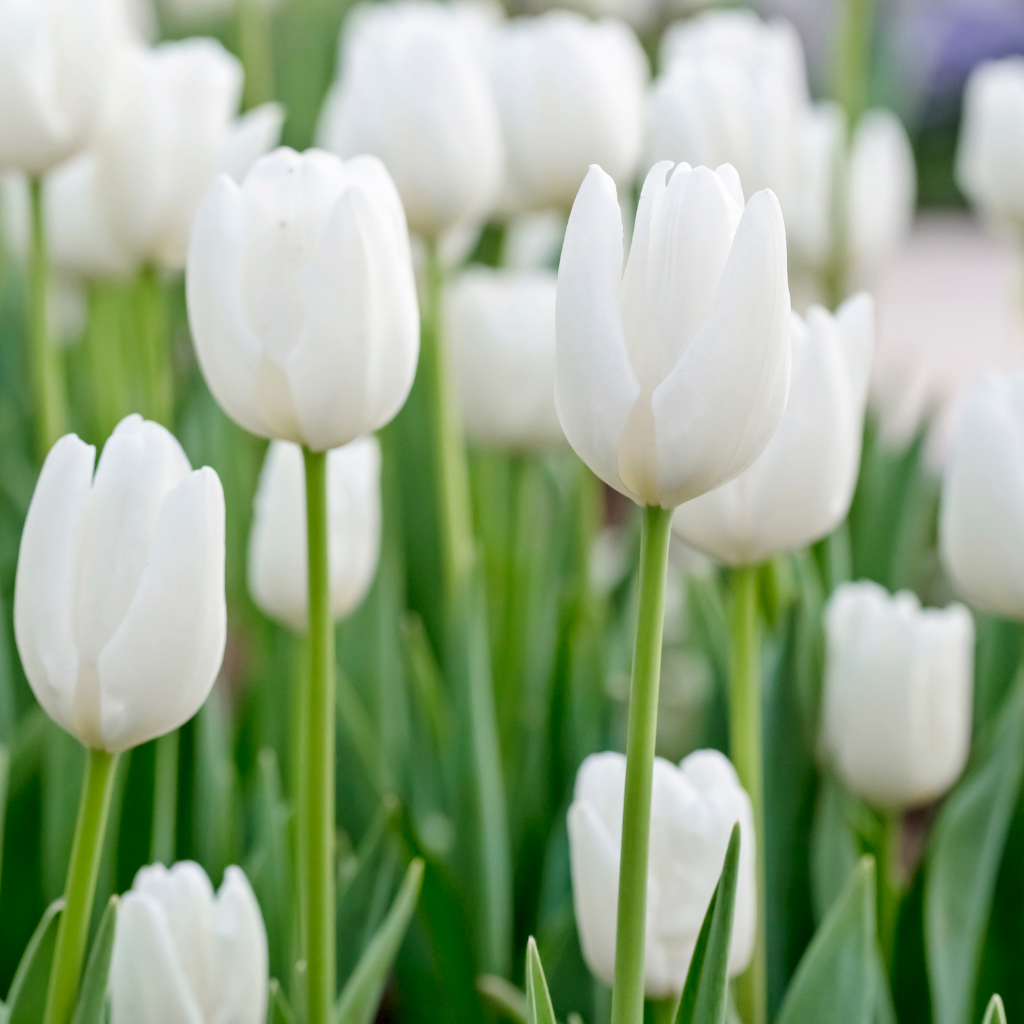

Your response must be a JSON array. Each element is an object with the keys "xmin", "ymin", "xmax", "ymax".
[
  {"xmin": 69, "ymin": 897, "xmax": 117, "ymax": 1024},
  {"xmin": 525, "ymin": 938, "xmax": 558, "ymax": 1024},
  {"xmin": 982, "ymin": 995, "xmax": 1007, "ymax": 1024},
  {"xmin": 2, "ymin": 899, "xmax": 62, "ymax": 1024}
]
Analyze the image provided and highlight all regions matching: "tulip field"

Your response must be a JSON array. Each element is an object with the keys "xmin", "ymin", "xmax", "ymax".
[{"xmin": 2, "ymin": 1, "xmax": 1024, "ymax": 1024}]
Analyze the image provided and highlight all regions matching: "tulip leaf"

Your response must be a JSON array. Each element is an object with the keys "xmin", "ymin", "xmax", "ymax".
[
  {"xmin": 525, "ymin": 937, "xmax": 557, "ymax": 1024},
  {"xmin": 5, "ymin": 898, "xmax": 63, "ymax": 1024},
  {"xmin": 70, "ymin": 896, "xmax": 118, "ymax": 1024},
  {"xmin": 0, "ymin": 743, "xmax": 8, "ymax": 907},
  {"xmin": 267, "ymin": 980, "xmax": 297, "ymax": 1024},
  {"xmin": 981, "ymin": 995, "xmax": 1007, "ymax": 1024},
  {"xmin": 810, "ymin": 774, "xmax": 861, "ymax": 923},
  {"xmin": 334, "ymin": 857, "xmax": 425, "ymax": 1024},
  {"xmin": 775, "ymin": 857, "xmax": 877, "ymax": 1024},
  {"xmin": 675, "ymin": 823, "xmax": 741, "ymax": 1024},
  {"xmin": 925, "ymin": 678, "xmax": 1024, "ymax": 1024},
  {"xmin": 476, "ymin": 974, "xmax": 527, "ymax": 1024}
]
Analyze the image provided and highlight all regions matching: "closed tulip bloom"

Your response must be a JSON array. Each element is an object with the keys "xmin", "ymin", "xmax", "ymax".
[
  {"xmin": 14, "ymin": 415, "xmax": 226, "ymax": 753},
  {"xmin": 187, "ymin": 147, "xmax": 419, "ymax": 451},
  {"xmin": 447, "ymin": 266, "xmax": 563, "ymax": 449},
  {"xmin": 317, "ymin": 1, "xmax": 504, "ymax": 238},
  {"xmin": 487, "ymin": 11, "xmax": 648, "ymax": 212},
  {"xmin": 673, "ymin": 294, "xmax": 873, "ymax": 565},
  {"xmin": 110, "ymin": 861, "xmax": 267, "ymax": 1024},
  {"xmin": 248, "ymin": 438, "xmax": 382, "ymax": 632},
  {"xmin": 822, "ymin": 581, "xmax": 974, "ymax": 809},
  {"xmin": 568, "ymin": 749, "xmax": 756, "ymax": 996},
  {"xmin": 940, "ymin": 373, "xmax": 1024, "ymax": 618},
  {"xmin": 556, "ymin": 161, "xmax": 791, "ymax": 508}
]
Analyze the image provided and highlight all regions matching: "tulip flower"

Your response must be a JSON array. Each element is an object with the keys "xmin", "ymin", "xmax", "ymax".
[
  {"xmin": 822, "ymin": 581, "xmax": 974, "ymax": 809},
  {"xmin": 487, "ymin": 10, "xmax": 648, "ymax": 213},
  {"xmin": 317, "ymin": 0, "xmax": 504, "ymax": 238},
  {"xmin": 110, "ymin": 862, "xmax": 268, "ymax": 1024},
  {"xmin": 446, "ymin": 267, "xmax": 563, "ymax": 449},
  {"xmin": 187, "ymin": 146, "xmax": 419, "ymax": 451},
  {"xmin": 248, "ymin": 438, "xmax": 382, "ymax": 632},
  {"xmin": 673, "ymin": 294, "xmax": 874, "ymax": 565},
  {"xmin": 568, "ymin": 749, "xmax": 756, "ymax": 996},
  {"xmin": 940, "ymin": 373, "xmax": 1024, "ymax": 619},
  {"xmin": 556, "ymin": 160, "xmax": 791, "ymax": 509}
]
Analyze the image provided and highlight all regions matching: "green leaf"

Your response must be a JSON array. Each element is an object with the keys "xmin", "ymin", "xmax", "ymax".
[
  {"xmin": 810, "ymin": 774, "xmax": 861, "ymax": 923},
  {"xmin": 525, "ymin": 937, "xmax": 557, "ymax": 1024},
  {"xmin": 267, "ymin": 980, "xmax": 297, "ymax": 1024},
  {"xmin": 926, "ymin": 679, "xmax": 1024, "ymax": 1024},
  {"xmin": 5, "ymin": 899, "xmax": 64, "ymax": 1024},
  {"xmin": 0, "ymin": 743, "xmax": 8, "ymax": 907},
  {"xmin": 775, "ymin": 857, "xmax": 877, "ymax": 1024},
  {"xmin": 70, "ymin": 896, "xmax": 118, "ymax": 1024},
  {"xmin": 334, "ymin": 858, "xmax": 425, "ymax": 1024},
  {"xmin": 981, "ymin": 995, "xmax": 1006, "ymax": 1024},
  {"xmin": 476, "ymin": 975, "xmax": 527, "ymax": 1024}
]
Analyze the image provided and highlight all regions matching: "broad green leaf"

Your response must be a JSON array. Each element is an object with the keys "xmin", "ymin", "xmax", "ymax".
[
  {"xmin": 267, "ymin": 980, "xmax": 297, "ymax": 1024},
  {"xmin": 810, "ymin": 774, "xmax": 861, "ymax": 923},
  {"xmin": 42, "ymin": 724, "xmax": 83, "ymax": 901},
  {"xmin": 477, "ymin": 975, "xmax": 527, "ymax": 1024},
  {"xmin": 334, "ymin": 858, "xmax": 425, "ymax": 1024},
  {"xmin": 775, "ymin": 857, "xmax": 877, "ymax": 1024},
  {"xmin": 981, "ymin": 995, "xmax": 1006, "ymax": 1024},
  {"xmin": 525, "ymin": 937, "xmax": 557, "ymax": 1024},
  {"xmin": 193, "ymin": 684, "xmax": 241, "ymax": 882},
  {"xmin": 70, "ymin": 896, "xmax": 117, "ymax": 1024},
  {"xmin": 7, "ymin": 706, "xmax": 47, "ymax": 801},
  {"xmin": 0, "ymin": 744, "xmax": 8, "ymax": 906},
  {"xmin": 926, "ymin": 679, "xmax": 1024, "ymax": 1024},
  {"xmin": 5, "ymin": 899, "xmax": 63, "ymax": 1024}
]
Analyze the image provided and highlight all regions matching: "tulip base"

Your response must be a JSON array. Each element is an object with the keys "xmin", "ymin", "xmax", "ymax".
[
  {"xmin": 610, "ymin": 504, "xmax": 673, "ymax": 1024},
  {"xmin": 42, "ymin": 746, "xmax": 120, "ymax": 1024}
]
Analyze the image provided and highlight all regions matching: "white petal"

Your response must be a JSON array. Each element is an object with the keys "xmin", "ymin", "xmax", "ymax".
[
  {"xmin": 219, "ymin": 103, "xmax": 285, "ymax": 184},
  {"xmin": 210, "ymin": 867, "xmax": 269, "ymax": 1024}
]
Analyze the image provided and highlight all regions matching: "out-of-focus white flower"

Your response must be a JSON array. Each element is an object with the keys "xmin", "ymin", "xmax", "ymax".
[
  {"xmin": 110, "ymin": 862, "xmax": 267, "ymax": 1024},
  {"xmin": 822, "ymin": 581, "xmax": 974, "ymax": 809},
  {"xmin": 446, "ymin": 266, "xmax": 563, "ymax": 449},
  {"xmin": 673, "ymin": 293, "xmax": 873, "ymax": 565},
  {"xmin": 487, "ymin": 10, "xmax": 648, "ymax": 213},
  {"xmin": 526, "ymin": 0, "xmax": 661, "ymax": 34},
  {"xmin": 317, "ymin": 0, "xmax": 504, "ymax": 238},
  {"xmin": 187, "ymin": 147, "xmax": 420, "ymax": 451},
  {"xmin": 219, "ymin": 103, "xmax": 287, "ymax": 185},
  {"xmin": 502, "ymin": 210, "xmax": 565, "ymax": 271},
  {"xmin": 248, "ymin": 438, "xmax": 382, "ymax": 632},
  {"xmin": 568, "ymin": 749, "xmax": 756, "ymax": 996},
  {"xmin": 556, "ymin": 161, "xmax": 791, "ymax": 509},
  {"xmin": 940, "ymin": 373, "xmax": 1024, "ymax": 619},
  {"xmin": 14, "ymin": 415, "xmax": 226, "ymax": 753}
]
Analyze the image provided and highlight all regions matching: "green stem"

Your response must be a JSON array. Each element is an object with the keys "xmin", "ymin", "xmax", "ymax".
[
  {"xmin": 28, "ymin": 177, "xmax": 67, "ymax": 461},
  {"xmin": 42, "ymin": 747, "xmax": 120, "ymax": 1024},
  {"xmin": 292, "ymin": 632, "xmax": 310, "ymax": 976},
  {"xmin": 877, "ymin": 810, "xmax": 904, "ymax": 972},
  {"xmin": 652, "ymin": 995, "xmax": 681, "ymax": 1024},
  {"xmin": 730, "ymin": 567, "xmax": 767, "ymax": 1024},
  {"xmin": 150, "ymin": 731, "xmax": 179, "ymax": 864},
  {"xmin": 610, "ymin": 504, "xmax": 673, "ymax": 1024},
  {"xmin": 239, "ymin": 0, "xmax": 275, "ymax": 108},
  {"xmin": 137, "ymin": 264, "xmax": 172, "ymax": 428},
  {"xmin": 834, "ymin": 0, "xmax": 876, "ymax": 128},
  {"xmin": 85, "ymin": 283, "xmax": 128, "ymax": 444},
  {"xmin": 303, "ymin": 448, "xmax": 336, "ymax": 1024}
]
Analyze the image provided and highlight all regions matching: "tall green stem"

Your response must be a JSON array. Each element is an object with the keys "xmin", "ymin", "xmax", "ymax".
[
  {"xmin": 877, "ymin": 810, "xmax": 904, "ymax": 971},
  {"xmin": 834, "ymin": 0, "xmax": 876, "ymax": 128},
  {"xmin": 42, "ymin": 747, "xmax": 120, "ymax": 1024},
  {"xmin": 137, "ymin": 264, "xmax": 172, "ymax": 428},
  {"xmin": 610, "ymin": 504, "xmax": 673, "ymax": 1024},
  {"xmin": 239, "ymin": 0, "xmax": 275, "ymax": 108},
  {"xmin": 28, "ymin": 177, "xmax": 66, "ymax": 461},
  {"xmin": 86, "ymin": 284, "xmax": 128, "ymax": 444},
  {"xmin": 303, "ymin": 448, "xmax": 335, "ymax": 1024},
  {"xmin": 150, "ymin": 731, "xmax": 179, "ymax": 865},
  {"xmin": 730, "ymin": 567, "xmax": 767, "ymax": 1024}
]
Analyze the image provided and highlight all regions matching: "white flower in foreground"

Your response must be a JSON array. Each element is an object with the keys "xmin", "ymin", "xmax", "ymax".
[
  {"xmin": 673, "ymin": 293, "xmax": 873, "ymax": 565},
  {"xmin": 447, "ymin": 266, "xmax": 563, "ymax": 449},
  {"xmin": 568, "ymin": 749, "xmax": 756, "ymax": 996},
  {"xmin": 187, "ymin": 147, "xmax": 419, "ymax": 451},
  {"xmin": 941, "ymin": 373, "xmax": 1024, "ymax": 619},
  {"xmin": 14, "ymin": 415, "xmax": 225, "ymax": 753},
  {"xmin": 248, "ymin": 438, "xmax": 382, "ymax": 632},
  {"xmin": 822, "ymin": 581, "xmax": 974, "ymax": 809},
  {"xmin": 318, "ymin": 0, "xmax": 504, "ymax": 238},
  {"xmin": 110, "ymin": 862, "xmax": 267, "ymax": 1024},
  {"xmin": 556, "ymin": 160, "xmax": 791, "ymax": 508}
]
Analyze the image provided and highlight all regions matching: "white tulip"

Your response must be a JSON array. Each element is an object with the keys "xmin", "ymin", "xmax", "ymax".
[
  {"xmin": 14, "ymin": 415, "xmax": 226, "ymax": 753},
  {"xmin": 673, "ymin": 294, "xmax": 873, "ymax": 565},
  {"xmin": 822, "ymin": 581, "xmax": 974, "ymax": 809},
  {"xmin": 446, "ymin": 267, "xmax": 563, "ymax": 449},
  {"xmin": 940, "ymin": 373, "xmax": 1024, "ymax": 618},
  {"xmin": 556, "ymin": 160, "xmax": 791, "ymax": 508},
  {"xmin": 317, "ymin": 0, "xmax": 504, "ymax": 238},
  {"xmin": 110, "ymin": 862, "xmax": 268, "ymax": 1024},
  {"xmin": 487, "ymin": 10, "xmax": 648, "ymax": 212},
  {"xmin": 248, "ymin": 438, "xmax": 382, "ymax": 632},
  {"xmin": 187, "ymin": 147, "xmax": 419, "ymax": 451},
  {"xmin": 568, "ymin": 749, "xmax": 756, "ymax": 997}
]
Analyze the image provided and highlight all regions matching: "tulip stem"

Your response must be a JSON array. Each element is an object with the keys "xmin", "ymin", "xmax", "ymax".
[
  {"xmin": 729, "ymin": 566, "xmax": 767, "ymax": 1024},
  {"xmin": 877, "ymin": 810, "xmax": 904, "ymax": 972},
  {"xmin": 150, "ymin": 730, "xmax": 179, "ymax": 864},
  {"xmin": 42, "ymin": 746, "xmax": 120, "ymax": 1024},
  {"xmin": 27, "ymin": 176, "xmax": 67, "ymax": 461},
  {"xmin": 86, "ymin": 283, "xmax": 129, "ymax": 445},
  {"xmin": 137, "ymin": 264, "xmax": 173, "ymax": 428},
  {"xmin": 610, "ymin": 504, "xmax": 673, "ymax": 1024},
  {"xmin": 239, "ymin": 0, "xmax": 275, "ymax": 109},
  {"xmin": 835, "ymin": 0, "xmax": 876, "ymax": 127},
  {"xmin": 303, "ymin": 447, "xmax": 336, "ymax": 1024}
]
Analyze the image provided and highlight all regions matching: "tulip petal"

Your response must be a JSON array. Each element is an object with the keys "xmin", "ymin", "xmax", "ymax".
[
  {"xmin": 211, "ymin": 867, "xmax": 269, "ymax": 1024},
  {"xmin": 219, "ymin": 103, "xmax": 285, "ymax": 184}
]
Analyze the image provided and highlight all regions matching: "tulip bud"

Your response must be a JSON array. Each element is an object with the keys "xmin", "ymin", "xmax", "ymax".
[
  {"xmin": 568, "ymin": 749, "xmax": 756, "ymax": 996},
  {"xmin": 187, "ymin": 147, "xmax": 419, "ymax": 451},
  {"xmin": 317, "ymin": 0, "xmax": 504, "ymax": 238},
  {"xmin": 940, "ymin": 373, "xmax": 1024, "ymax": 618},
  {"xmin": 110, "ymin": 861, "xmax": 268, "ymax": 1024},
  {"xmin": 556, "ymin": 161, "xmax": 791, "ymax": 508},
  {"xmin": 487, "ymin": 10, "xmax": 648, "ymax": 212},
  {"xmin": 14, "ymin": 415, "xmax": 226, "ymax": 753},
  {"xmin": 822, "ymin": 581, "xmax": 974, "ymax": 809},
  {"xmin": 446, "ymin": 267, "xmax": 563, "ymax": 449},
  {"xmin": 248, "ymin": 438, "xmax": 382, "ymax": 632},
  {"xmin": 673, "ymin": 294, "xmax": 873, "ymax": 565}
]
